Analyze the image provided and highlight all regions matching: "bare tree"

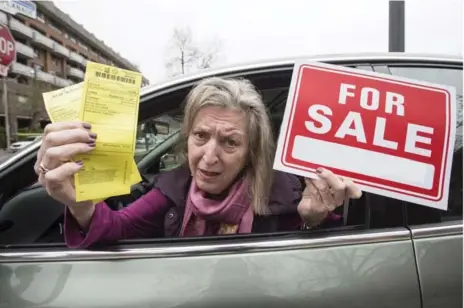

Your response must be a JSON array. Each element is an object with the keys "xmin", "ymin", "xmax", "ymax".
[
  {"xmin": 196, "ymin": 37, "xmax": 222, "ymax": 70},
  {"xmin": 165, "ymin": 27, "xmax": 222, "ymax": 77}
]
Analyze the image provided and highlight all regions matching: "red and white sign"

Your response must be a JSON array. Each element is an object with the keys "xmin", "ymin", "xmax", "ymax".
[
  {"xmin": 274, "ymin": 61, "xmax": 456, "ymax": 210},
  {"xmin": 0, "ymin": 25, "xmax": 16, "ymax": 77}
]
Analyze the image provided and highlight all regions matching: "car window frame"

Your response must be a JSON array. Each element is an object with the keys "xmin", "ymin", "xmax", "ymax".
[
  {"xmin": 0, "ymin": 56, "xmax": 462, "ymax": 261},
  {"xmin": 376, "ymin": 63, "xmax": 464, "ymax": 226}
]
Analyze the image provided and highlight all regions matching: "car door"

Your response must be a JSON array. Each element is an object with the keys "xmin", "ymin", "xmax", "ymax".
[
  {"xmin": 380, "ymin": 64, "xmax": 463, "ymax": 308},
  {"xmin": 0, "ymin": 57, "xmax": 429, "ymax": 308}
]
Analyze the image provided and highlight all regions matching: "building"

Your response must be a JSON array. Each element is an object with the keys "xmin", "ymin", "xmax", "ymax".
[{"xmin": 0, "ymin": 1, "xmax": 149, "ymax": 138}]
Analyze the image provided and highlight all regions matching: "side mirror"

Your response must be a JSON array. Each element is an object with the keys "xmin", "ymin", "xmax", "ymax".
[
  {"xmin": 160, "ymin": 153, "xmax": 178, "ymax": 171},
  {"xmin": 153, "ymin": 121, "xmax": 170, "ymax": 135}
]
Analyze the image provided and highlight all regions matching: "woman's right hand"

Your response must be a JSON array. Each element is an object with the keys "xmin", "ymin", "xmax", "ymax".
[{"xmin": 34, "ymin": 121, "xmax": 97, "ymax": 210}]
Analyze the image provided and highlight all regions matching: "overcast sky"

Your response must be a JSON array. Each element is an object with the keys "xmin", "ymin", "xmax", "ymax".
[{"xmin": 53, "ymin": 0, "xmax": 463, "ymax": 84}]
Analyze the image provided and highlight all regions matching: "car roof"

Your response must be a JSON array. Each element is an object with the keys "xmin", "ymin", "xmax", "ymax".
[{"xmin": 140, "ymin": 52, "xmax": 463, "ymax": 97}]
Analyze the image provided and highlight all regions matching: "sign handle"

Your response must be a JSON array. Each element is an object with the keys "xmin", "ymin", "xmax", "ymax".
[{"xmin": 343, "ymin": 198, "xmax": 349, "ymax": 226}]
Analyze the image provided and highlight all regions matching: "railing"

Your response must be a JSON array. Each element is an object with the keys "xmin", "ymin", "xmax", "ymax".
[
  {"xmin": 69, "ymin": 51, "xmax": 86, "ymax": 66},
  {"xmin": 35, "ymin": 70, "xmax": 56, "ymax": 84},
  {"xmin": 53, "ymin": 43, "xmax": 70, "ymax": 58},
  {"xmin": 10, "ymin": 62, "xmax": 35, "ymax": 78},
  {"xmin": 15, "ymin": 41, "xmax": 36, "ymax": 58},
  {"xmin": 68, "ymin": 67, "xmax": 85, "ymax": 79},
  {"xmin": 0, "ymin": 10, "xmax": 8, "ymax": 25},
  {"xmin": 32, "ymin": 31, "xmax": 54, "ymax": 49},
  {"xmin": 9, "ymin": 18, "xmax": 34, "ymax": 38},
  {"xmin": 54, "ymin": 76, "xmax": 73, "ymax": 87}
]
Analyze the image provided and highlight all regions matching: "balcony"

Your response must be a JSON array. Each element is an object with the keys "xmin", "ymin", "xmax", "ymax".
[
  {"xmin": 32, "ymin": 31, "xmax": 54, "ymax": 50},
  {"xmin": 52, "ymin": 42, "xmax": 70, "ymax": 58},
  {"xmin": 0, "ymin": 11, "xmax": 7, "ymax": 25},
  {"xmin": 69, "ymin": 51, "xmax": 87, "ymax": 67},
  {"xmin": 9, "ymin": 18, "xmax": 34, "ymax": 39},
  {"xmin": 68, "ymin": 67, "xmax": 85, "ymax": 79},
  {"xmin": 10, "ymin": 63, "xmax": 35, "ymax": 78},
  {"xmin": 15, "ymin": 42, "xmax": 36, "ymax": 59},
  {"xmin": 54, "ymin": 76, "xmax": 73, "ymax": 87},
  {"xmin": 35, "ymin": 70, "xmax": 56, "ymax": 84}
]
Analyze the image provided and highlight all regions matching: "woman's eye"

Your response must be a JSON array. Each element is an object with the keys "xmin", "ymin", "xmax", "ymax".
[
  {"xmin": 226, "ymin": 139, "xmax": 238, "ymax": 147},
  {"xmin": 194, "ymin": 132, "xmax": 206, "ymax": 139}
]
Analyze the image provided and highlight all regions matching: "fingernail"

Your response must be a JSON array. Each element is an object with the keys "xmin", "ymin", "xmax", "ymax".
[
  {"xmin": 316, "ymin": 167, "xmax": 324, "ymax": 174},
  {"xmin": 88, "ymin": 142, "xmax": 96, "ymax": 147},
  {"xmin": 75, "ymin": 160, "xmax": 83, "ymax": 165},
  {"xmin": 89, "ymin": 132, "xmax": 97, "ymax": 139},
  {"xmin": 83, "ymin": 123, "xmax": 92, "ymax": 129}
]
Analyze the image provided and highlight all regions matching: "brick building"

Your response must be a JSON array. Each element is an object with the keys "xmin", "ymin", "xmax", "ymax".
[{"xmin": 0, "ymin": 1, "xmax": 149, "ymax": 137}]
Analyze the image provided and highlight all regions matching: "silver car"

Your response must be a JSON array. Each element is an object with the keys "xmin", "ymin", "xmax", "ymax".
[{"xmin": 0, "ymin": 52, "xmax": 462, "ymax": 308}]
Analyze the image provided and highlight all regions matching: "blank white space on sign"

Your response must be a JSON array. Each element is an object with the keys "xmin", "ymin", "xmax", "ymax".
[{"xmin": 292, "ymin": 135, "xmax": 435, "ymax": 189}]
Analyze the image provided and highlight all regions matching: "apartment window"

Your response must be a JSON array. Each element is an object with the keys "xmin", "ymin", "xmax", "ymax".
[
  {"xmin": 49, "ymin": 22, "xmax": 62, "ymax": 34},
  {"xmin": 31, "ymin": 26, "xmax": 46, "ymax": 35},
  {"xmin": 78, "ymin": 41, "xmax": 88, "ymax": 50},
  {"xmin": 17, "ymin": 58, "xmax": 28, "ymax": 66},
  {"xmin": 34, "ymin": 48, "xmax": 46, "ymax": 62},
  {"xmin": 51, "ymin": 56, "xmax": 62, "ymax": 68},
  {"xmin": 33, "ymin": 64, "xmax": 43, "ymax": 71},
  {"xmin": 37, "ymin": 11, "xmax": 45, "ymax": 23},
  {"xmin": 15, "ymin": 37, "xmax": 27, "ymax": 45}
]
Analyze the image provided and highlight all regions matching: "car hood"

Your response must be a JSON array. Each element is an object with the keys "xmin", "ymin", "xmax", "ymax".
[{"xmin": 10, "ymin": 142, "xmax": 32, "ymax": 147}]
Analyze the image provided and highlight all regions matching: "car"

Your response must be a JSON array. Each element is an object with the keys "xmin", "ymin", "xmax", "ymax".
[
  {"xmin": 8, "ymin": 135, "xmax": 42, "ymax": 152},
  {"xmin": 0, "ymin": 52, "xmax": 462, "ymax": 308}
]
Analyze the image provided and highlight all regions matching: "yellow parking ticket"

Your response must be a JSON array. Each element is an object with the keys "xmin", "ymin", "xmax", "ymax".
[
  {"xmin": 42, "ymin": 82, "xmax": 83, "ymax": 123},
  {"xmin": 42, "ymin": 78, "xmax": 142, "ymax": 203},
  {"xmin": 74, "ymin": 152, "xmax": 132, "ymax": 201},
  {"xmin": 74, "ymin": 62, "xmax": 142, "ymax": 202}
]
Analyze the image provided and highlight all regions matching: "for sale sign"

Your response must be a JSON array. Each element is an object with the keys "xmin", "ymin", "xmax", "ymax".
[{"xmin": 274, "ymin": 61, "xmax": 456, "ymax": 210}]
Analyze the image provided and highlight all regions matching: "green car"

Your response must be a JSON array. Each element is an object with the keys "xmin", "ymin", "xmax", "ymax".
[{"xmin": 0, "ymin": 52, "xmax": 462, "ymax": 308}]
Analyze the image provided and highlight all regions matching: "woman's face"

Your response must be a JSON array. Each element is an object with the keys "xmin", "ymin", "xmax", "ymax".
[{"xmin": 188, "ymin": 106, "xmax": 249, "ymax": 195}]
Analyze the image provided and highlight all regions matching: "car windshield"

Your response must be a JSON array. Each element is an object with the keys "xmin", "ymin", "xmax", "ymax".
[{"xmin": 24, "ymin": 136, "xmax": 39, "ymax": 142}]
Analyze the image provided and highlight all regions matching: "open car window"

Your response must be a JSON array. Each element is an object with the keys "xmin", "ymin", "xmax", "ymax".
[
  {"xmin": 134, "ymin": 114, "xmax": 182, "ymax": 162},
  {"xmin": 387, "ymin": 65, "xmax": 463, "ymax": 224}
]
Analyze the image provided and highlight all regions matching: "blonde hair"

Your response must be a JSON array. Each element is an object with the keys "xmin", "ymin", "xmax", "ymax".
[{"xmin": 176, "ymin": 77, "xmax": 275, "ymax": 215}]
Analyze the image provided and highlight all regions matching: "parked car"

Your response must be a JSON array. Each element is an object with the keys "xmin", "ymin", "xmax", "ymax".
[
  {"xmin": 8, "ymin": 135, "xmax": 41, "ymax": 152},
  {"xmin": 0, "ymin": 52, "xmax": 462, "ymax": 308}
]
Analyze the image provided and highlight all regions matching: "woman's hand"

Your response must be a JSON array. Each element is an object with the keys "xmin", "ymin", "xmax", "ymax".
[
  {"xmin": 297, "ymin": 167, "xmax": 362, "ymax": 227},
  {"xmin": 34, "ymin": 121, "xmax": 96, "ymax": 210}
]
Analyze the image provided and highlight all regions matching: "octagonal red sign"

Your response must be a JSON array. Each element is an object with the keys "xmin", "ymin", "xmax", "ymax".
[{"xmin": 0, "ymin": 24, "xmax": 16, "ymax": 76}]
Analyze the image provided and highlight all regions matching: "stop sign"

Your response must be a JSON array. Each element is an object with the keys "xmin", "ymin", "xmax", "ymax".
[{"xmin": 0, "ymin": 25, "xmax": 16, "ymax": 77}]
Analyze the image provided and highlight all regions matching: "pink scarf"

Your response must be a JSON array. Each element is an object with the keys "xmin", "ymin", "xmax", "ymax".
[{"xmin": 180, "ymin": 177, "xmax": 254, "ymax": 237}]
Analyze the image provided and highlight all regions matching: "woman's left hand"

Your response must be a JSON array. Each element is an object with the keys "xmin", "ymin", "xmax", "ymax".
[{"xmin": 297, "ymin": 167, "xmax": 362, "ymax": 227}]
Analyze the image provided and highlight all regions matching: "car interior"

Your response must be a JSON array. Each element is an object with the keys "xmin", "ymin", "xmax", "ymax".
[{"xmin": 0, "ymin": 62, "xmax": 462, "ymax": 249}]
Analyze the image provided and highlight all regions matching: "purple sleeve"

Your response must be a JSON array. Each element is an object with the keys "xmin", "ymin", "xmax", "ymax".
[{"xmin": 64, "ymin": 188, "xmax": 170, "ymax": 249}]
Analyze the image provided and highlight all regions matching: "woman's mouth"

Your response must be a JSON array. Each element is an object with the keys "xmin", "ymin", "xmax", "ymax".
[{"xmin": 199, "ymin": 169, "xmax": 221, "ymax": 178}]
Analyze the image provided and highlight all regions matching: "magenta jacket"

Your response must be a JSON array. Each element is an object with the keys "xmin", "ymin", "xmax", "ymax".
[{"xmin": 64, "ymin": 166, "xmax": 342, "ymax": 248}]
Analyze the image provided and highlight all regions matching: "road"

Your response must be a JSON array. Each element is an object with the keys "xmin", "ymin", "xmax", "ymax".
[{"xmin": 0, "ymin": 149, "xmax": 14, "ymax": 164}]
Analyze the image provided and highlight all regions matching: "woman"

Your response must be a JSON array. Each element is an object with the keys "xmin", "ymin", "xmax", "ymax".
[{"xmin": 35, "ymin": 77, "xmax": 362, "ymax": 248}]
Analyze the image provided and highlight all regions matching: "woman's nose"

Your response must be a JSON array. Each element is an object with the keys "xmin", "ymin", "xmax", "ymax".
[{"xmin": 202, "ymin": 140, "xmax": 219, "ymax": 165}]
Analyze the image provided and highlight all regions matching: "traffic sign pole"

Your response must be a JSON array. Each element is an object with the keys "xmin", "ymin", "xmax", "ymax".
[
  {"xmin": 0, "ymin": 24, "xmax": 16, "ymax": 149},
  {"xmin": 2, "ymin": 76, "xmax": 10, "ymax": 148}
]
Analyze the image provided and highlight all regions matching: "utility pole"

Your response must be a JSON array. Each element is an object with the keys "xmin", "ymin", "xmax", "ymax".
[
  {"xmin": 389, "ymin": 0, "xmax": 405, "ymax": 52},
  {"xmin": 2, "ymin": 77, "xmax": 10, "ymax": 148}
]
